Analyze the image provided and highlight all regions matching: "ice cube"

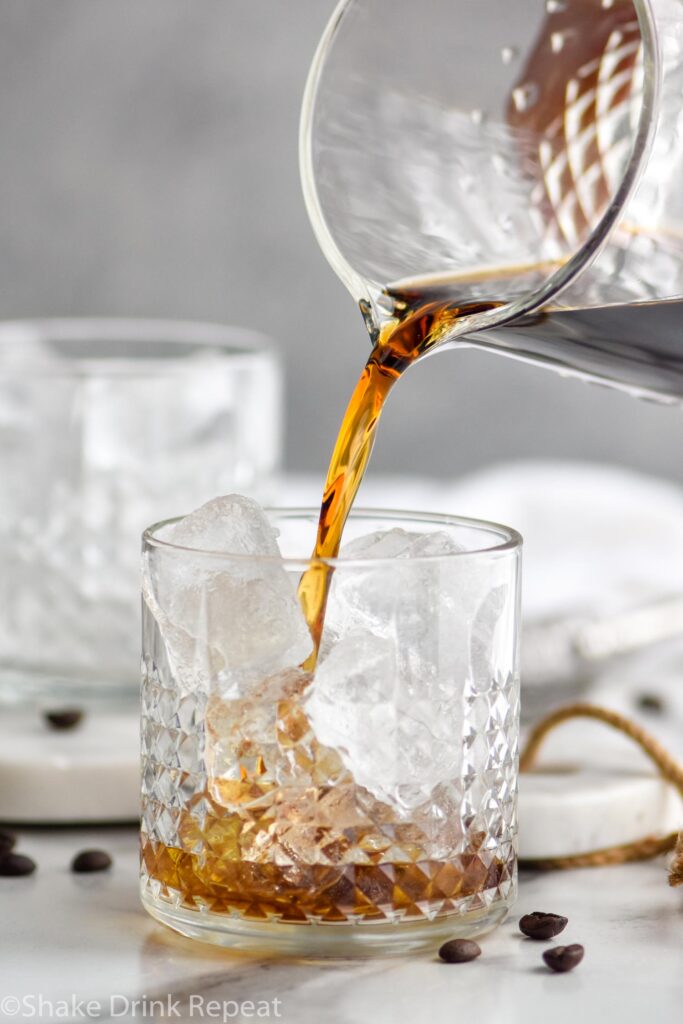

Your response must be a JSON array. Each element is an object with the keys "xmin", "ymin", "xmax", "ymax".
[
  {"xmin": 322, "ymin": 527, "xmax": 470, "ymax": 698},
  {"xmin": 306, "ymin": 628, "xmax": 463, "ymax": 812},
  {"xmin": 324, "ymin": 526, "xmax": 509, "ymax": 693},
  {"xmin": 307, "ymin": 527, "xmax": 512, "ymax": 812},
  {"xmin": 143, "ymin": 495, "xmax": 312, "ymax": 692},
  {"xmin": 168, "ymin": 494, "xmax": 281, "ymax": 555},
  {"xmin": 470, "ymin": 583, "xmax": 510, "ymax": 684},
  {"xmin": 327, "ymin": 527, "xmax": 464, "ymax": 634},
  {"xmin": 205, "ymin": 667, "xmax": 314, "ymax": 806},
  {"xmin": 340, "ymin": 526, "xmax": 464, "ymax": 560},
  {"xmin": 206, "ymin": 666, "xmax": 351, "ymax": 801},
  {"xmin": 205, "ymin": 666, "xmax": 379, "ymax": 866}
]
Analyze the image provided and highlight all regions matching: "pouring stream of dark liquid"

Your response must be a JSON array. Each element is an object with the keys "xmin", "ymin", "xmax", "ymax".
[{"xmin": 297, "ymin": 293, "xmax": 500, "ymax": 664}]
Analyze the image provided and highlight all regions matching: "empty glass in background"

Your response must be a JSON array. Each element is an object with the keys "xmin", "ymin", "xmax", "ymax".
[
  {"xmin": 0, "ymin": 319, "xmax": 281, "ymax": 705},
  {"xmin": 140, "ymin": 509, "xmax": 521, "ymax": 957}
]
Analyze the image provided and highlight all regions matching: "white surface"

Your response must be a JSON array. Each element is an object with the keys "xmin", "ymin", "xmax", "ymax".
[
  {"xmin": 0, "ymin": 710, "xmax": 139, "ymax": 823},
  {"xmin": 0, "ymin": 827, "xmax": 680, "ymax": 1023},
  {"xmin": 519, "ymin": 769, "xmax": 683, "ymax": 859}
]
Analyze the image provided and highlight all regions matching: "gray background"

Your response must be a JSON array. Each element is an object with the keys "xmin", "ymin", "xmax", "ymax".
[{"xmin": 0, "ymin": 0, "xmax": 681, "ymax": 483}]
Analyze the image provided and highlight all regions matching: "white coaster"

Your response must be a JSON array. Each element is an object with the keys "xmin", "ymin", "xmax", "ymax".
[
  {"xmin": 519, "ymin": 767, "xmax": 682, "ymax": 861},
  {"xmin": 519, "ymin": 656, "xmax": 683, "ymax": 861},
  {"xmin": 0, "ymin": 708, "xmax": 139, "ymax": 823}
]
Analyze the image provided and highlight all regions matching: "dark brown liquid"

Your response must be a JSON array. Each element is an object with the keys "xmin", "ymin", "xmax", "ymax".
[
  {"xmin": 142, "ymin": 830, "xmax": 511, "ymax": 924},
  {"xmin": 297, "ymin": 291, "xmax": 500, "ymax": 657}
]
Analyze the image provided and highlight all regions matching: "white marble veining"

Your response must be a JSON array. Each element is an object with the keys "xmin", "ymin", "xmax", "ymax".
[{"xmin": 1, "ymin": 826, "xmax": 680, "ymax": 1024}]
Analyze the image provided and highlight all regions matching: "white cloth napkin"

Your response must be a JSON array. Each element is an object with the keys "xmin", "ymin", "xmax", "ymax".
[{"xmin": 278, "ymin": 460, "xmax": 683, "ymax": 622}]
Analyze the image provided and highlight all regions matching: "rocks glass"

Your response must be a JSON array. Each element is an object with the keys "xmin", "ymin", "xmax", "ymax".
[
  {"xmin": 0, "ymin": 319, "xmax": 280, "ymax": 704},
  {"xmin": 141, "ymin": 509, "xmax": 521, "ymax": 956}
]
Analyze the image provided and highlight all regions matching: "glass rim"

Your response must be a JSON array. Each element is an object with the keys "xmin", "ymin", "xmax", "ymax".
[
  {"xmin": 0, "ymin": 317, "xmax": 278, "ymax": 376},
  {"xmin": 143, "ymin": 506, "xmax": 523, "ymax": 568},
  {"xmin": 299, "ymin": 0, "xmax": 659, "ymax": 334}
]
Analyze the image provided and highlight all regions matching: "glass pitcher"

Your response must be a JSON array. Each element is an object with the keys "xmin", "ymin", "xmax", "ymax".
[{"xmin": 301, "ymin": 0, "xmax": 683, "ymax": 400}]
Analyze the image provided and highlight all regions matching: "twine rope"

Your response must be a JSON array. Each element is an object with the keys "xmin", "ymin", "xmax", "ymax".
[{"xmin": 519, "ymin": 703, "xmax": 683, "ymax": 886}]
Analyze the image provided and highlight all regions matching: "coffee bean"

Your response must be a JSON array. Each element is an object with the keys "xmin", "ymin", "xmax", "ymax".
[
  {"xmin": 0, "ymin": 827, "xmax": 17, "ymax": 853},
  {"xmin": 44, "ymin": 708, "xmax": 84, "ymax": 731},
  {"xmin": 438, "ymin": 939, "xmax": 482, "ymax": 963},
  {"xmin": 519, "ymin": 911, "xmax": 568, "ymax": 940},
  {"xmin": 636, "ymin": 693, "xmax": 665, "ymax": 714},
  {"xmin": 71, "ymin": 849, "xmax": 112, "ymax": 873},
  {"xmin": 0, "ymin": 852, "xmax": 36, "ymax": 877},
  {"xmin": 543, "ymin": 944, "xmax": 585, "ymax": 973}
]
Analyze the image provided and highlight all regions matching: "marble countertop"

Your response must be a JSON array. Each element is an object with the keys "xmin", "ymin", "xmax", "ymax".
[{"xmin": 1, "ymin": 826, "xmax": 680, "ymax": 1024}]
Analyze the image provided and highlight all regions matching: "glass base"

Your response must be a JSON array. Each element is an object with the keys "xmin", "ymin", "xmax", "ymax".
[
  {"xmin": 141, "ymin": 889, "xmax": 514, "ymax": 959},
  {"xmin": 0, "ymin": 663, "xmax": 137, "ymax": 708}
]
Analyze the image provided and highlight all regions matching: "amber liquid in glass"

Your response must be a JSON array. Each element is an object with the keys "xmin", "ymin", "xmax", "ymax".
[{"xmin": 142, "ymin": 289, "xmax": 512, "ymax": 925}]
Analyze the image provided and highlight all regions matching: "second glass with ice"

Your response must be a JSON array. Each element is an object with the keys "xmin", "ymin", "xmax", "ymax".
[{"xmin": 140, "ymin": 497, "xmax": 521, "ymax": 956}]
